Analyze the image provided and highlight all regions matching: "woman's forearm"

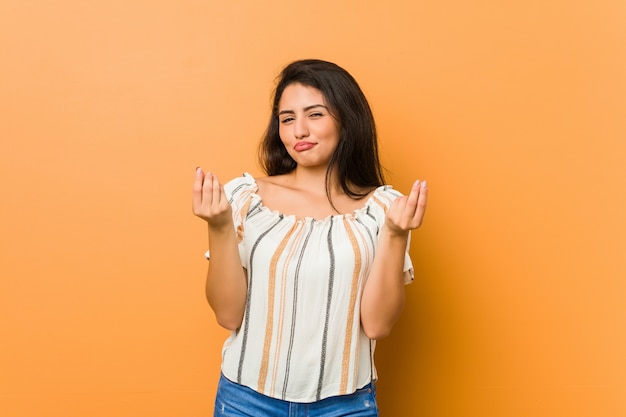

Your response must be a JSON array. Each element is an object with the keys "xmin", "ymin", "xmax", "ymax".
[
  {"xmin": 205, "ymin": 224, "xmax": 248, "ymax": 330},
  {"xmin": 360, "ymin": 228, "xmax": 408, "ymax": 340}
]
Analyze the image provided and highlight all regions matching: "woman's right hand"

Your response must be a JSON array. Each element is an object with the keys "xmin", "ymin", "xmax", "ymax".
[
  {"xmin": 192, "ymin": 168, "xmax": 233, "ymax": 231},
  {"xmin": 193, "ymin": 168, "xmax": 246, "ymax": 329}
]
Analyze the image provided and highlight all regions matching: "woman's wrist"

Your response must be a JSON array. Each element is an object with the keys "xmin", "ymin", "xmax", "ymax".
[{"xmin": 381, "ymin": 223, "xmax": 410, "ymax": 240}]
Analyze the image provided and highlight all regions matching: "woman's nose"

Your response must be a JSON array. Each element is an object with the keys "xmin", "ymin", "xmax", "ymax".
[{"xmin": 294, "ymin": 118, "xmax": 309, "ymax": 139}]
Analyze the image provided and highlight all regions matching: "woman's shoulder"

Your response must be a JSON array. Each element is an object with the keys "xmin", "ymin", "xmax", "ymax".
[
  {"xmin": 253, "ymin": 174, "xmax": 294, "ymax": 194},
  {"xmin": 375, "ymin": 184, "xmax": 403, "ymax": 198},
  {"xmin": 366, "ymin": 184, "xmax": 403, "ymax": 212},
  {"xmin": 223, "ymin": 172, "xmax": 295, "ymax": 203},
  {"xmin": 223, "ymin": 172, "xmax": 258, "ymax": 197},
  {"xmin": 254, "ymin": 174, "xmax": 292, "ymax": 186}
]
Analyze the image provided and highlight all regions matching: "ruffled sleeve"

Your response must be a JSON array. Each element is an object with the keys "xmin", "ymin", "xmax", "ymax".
[
  {"xmin": 367, "ymin": 186, "xmax": 415, "ymax": 285},
  {"xmin": 223, "ymin": 173, "xmax": 257, "ymax": 242}
]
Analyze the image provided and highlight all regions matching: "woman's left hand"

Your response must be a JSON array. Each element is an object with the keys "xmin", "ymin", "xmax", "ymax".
[{"xmin": 384, "ymin": 180, "xmax": 428, "ymax": 236}]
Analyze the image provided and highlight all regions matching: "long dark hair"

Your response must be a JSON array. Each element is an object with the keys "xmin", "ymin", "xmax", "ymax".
[{"xmin": 259, "ymin": 59, "xmax": 386, "ymax": 202}]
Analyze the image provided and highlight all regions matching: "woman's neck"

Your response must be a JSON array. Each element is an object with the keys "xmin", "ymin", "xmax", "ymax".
[{"xmin": 287, "ymin": 166, "xmax": 343, "ymax": 198}]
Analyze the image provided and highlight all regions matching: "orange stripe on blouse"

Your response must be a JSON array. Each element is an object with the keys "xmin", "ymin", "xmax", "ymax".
[
  {"xmin": 340, "ymin": 217, "xmax": 362, "ymax": 393},
  {"xmin": 235, "ymin": 191, "xmax": 253, "ymax": 242},
  {"xmin": 258, "ymin": 222, "xmax": 298, "ymax": 392},
  {"xmin": 371, "ymin": 194, "xmax": 392, "ymax": 214}
]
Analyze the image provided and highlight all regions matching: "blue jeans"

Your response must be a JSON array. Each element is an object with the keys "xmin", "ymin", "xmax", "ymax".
[{"xmin": 214, "ymin": 374, "xmax": 379, "ymax": 417}]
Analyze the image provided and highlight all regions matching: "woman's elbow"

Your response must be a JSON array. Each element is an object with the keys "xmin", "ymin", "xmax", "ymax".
[
  {"xmin": 209, "ymin": 299, "xmax": 244, "ymax": 330},
  {"xmin": 214, "ymin": 313, "xmax": 242, "ymax": 331},
  {"xmin": 362, "ymin": 323, "xmax": 393, "ymax": 340}
]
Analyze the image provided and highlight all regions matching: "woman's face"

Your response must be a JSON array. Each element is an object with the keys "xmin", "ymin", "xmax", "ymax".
[{"xmin": 277, "ymin": 83, "xmax": 340, "ymax": 170}]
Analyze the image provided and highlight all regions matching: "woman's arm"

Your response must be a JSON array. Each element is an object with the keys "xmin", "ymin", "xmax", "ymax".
[
  {"xmin": 360, "ymin": 180, "xmax": 428, "ymax": 340},
  {"xmin": 192, "ymin": 169, "xmax": 248, "ymax": 330}
]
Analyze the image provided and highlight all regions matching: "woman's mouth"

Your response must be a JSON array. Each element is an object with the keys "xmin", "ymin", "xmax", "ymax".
[{"xmin": 294, "ymin": 142, "xmax": 315, "ymax": 152}]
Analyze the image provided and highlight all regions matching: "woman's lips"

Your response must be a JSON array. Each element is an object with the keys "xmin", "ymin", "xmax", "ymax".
[{"xmin": 294, "ymin": 142, "xmax": 315, "ymax": 152}]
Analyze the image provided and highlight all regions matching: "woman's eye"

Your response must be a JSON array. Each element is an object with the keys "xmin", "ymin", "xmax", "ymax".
[
  {"xmin": 281, "ymin": 117, "xmax": 294, "ymax": 123},
  {"xmin": 309, "ymin": 112, "xmax": 323, "ymax": 118}
]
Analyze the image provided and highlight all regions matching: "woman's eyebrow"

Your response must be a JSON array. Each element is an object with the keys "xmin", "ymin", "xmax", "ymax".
[{"xmin": 278, "ymin": 104, "xmax": 328, "ymax": 115}]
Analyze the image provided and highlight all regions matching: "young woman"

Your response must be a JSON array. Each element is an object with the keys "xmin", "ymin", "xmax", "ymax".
[{"xmin": 192, "ymin": 59, "xmax": 428, "ymax": 416}]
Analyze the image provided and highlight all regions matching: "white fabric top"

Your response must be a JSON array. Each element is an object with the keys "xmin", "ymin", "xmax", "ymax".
[{"xmin": 214, "ymin": 173, "xmax": 413, "ymax": 402}]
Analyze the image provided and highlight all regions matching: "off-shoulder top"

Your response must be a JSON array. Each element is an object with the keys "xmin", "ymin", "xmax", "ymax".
[{"xmin": 213, "ymin": 173, "xmax": 414, "ymax": 402}]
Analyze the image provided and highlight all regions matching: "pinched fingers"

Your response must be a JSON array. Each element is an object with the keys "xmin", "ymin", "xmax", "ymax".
[
  {"xmin": 202, "ymin": 171, "xmax": 227, "ymax": 211},
  {"xmin": 405, "ymin": 180, "xmax": 421, "ymax": 214},
  {"xmin": 387, "ymin": 180, "xmax": 428, "ymax": 233},
  {"xmin": 192, "ymin": 168, "xmax": 231, "ymax": 225},
  {"xmin": 405, "ymin": 180, "xmax": 428, "ymax": 226},
  {"xmin": 412, "ymin": 180, "xmax": 428, "ymax": 227}
]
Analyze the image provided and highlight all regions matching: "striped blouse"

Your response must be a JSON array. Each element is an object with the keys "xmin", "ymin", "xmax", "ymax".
[{"xmin": 216, "ymin": 173, "xmax": 414, "ymax": 403}]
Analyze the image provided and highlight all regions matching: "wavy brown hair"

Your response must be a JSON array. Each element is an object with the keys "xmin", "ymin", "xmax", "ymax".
[{"xmin": 259, "ymin": 59, "xmax": 386, "ymax": 202}]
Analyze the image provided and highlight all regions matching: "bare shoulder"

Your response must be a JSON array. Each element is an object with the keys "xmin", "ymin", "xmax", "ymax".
[
  {"xmin": 255, "ymin": 174, "xmax": 294, "ymax": 195},
  {"xmin": 255, "ymin": 174, "xmax": 312, "ymax": 215},
  {"xmin": 255, "ymin": 174, "xmax": 380, "ymax": 219},
  {"xmin": 255, "ymin": 175, "xmax": 289, "ymax": 186}
]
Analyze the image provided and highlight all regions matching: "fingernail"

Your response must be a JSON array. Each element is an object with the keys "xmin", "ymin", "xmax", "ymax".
[
  {"xmin": 421, "ymin": 180, "xmax": 427, "ymax": 188},
  {"xmin": 195, "ymin": 167, "xmax": 202, "ymax": 175}
]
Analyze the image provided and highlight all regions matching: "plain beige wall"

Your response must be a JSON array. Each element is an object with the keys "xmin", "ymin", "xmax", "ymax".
[{"xmin": 1, "ymin": 1, "xmax": 625, "ymax": 416}]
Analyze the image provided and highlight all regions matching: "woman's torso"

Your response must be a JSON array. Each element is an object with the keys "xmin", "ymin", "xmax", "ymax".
[{"xmin": 218, "ymin": 173, "xmax": 412, "ymax": 402}]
